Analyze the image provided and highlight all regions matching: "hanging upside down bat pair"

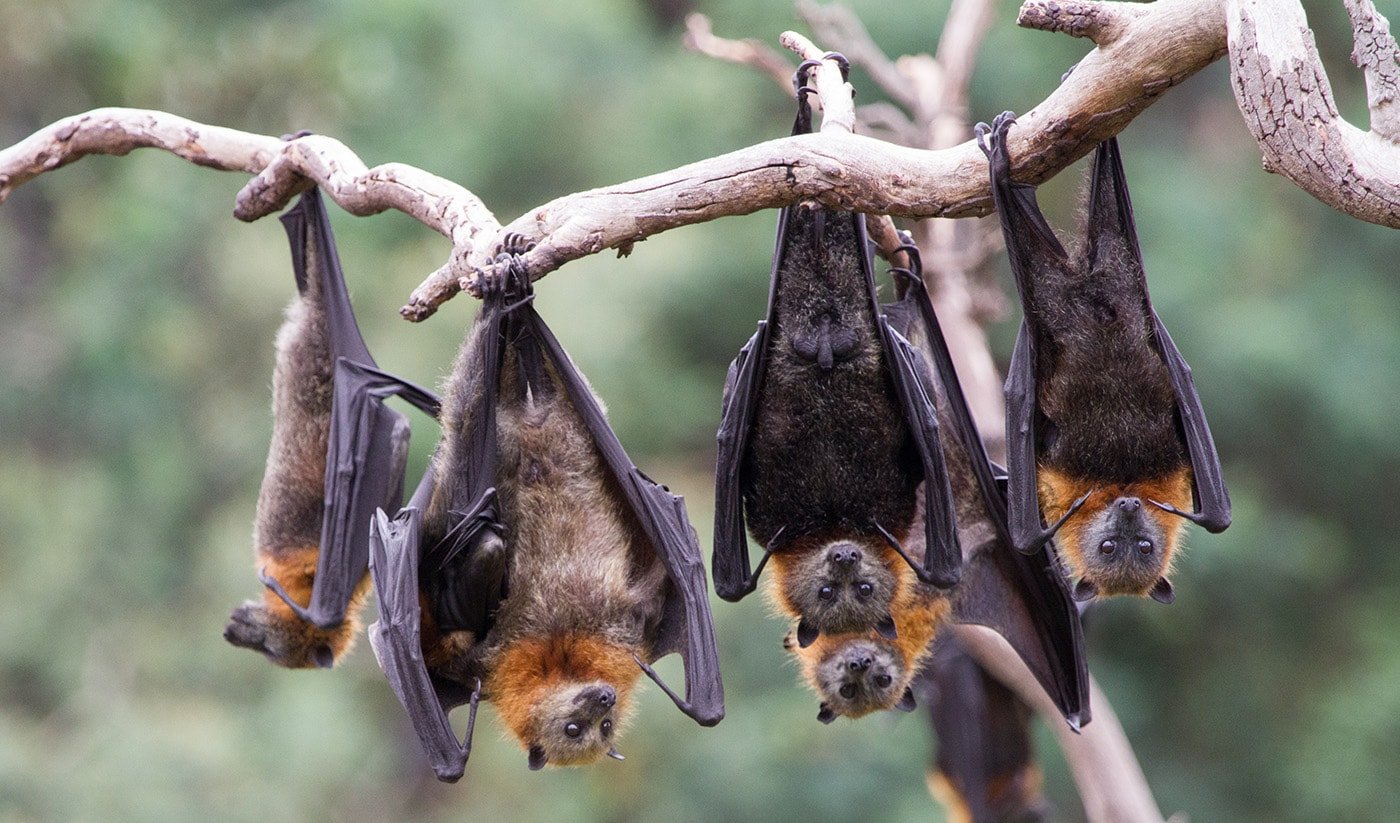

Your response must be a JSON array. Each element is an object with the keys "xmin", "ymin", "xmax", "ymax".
[
  {"xmin": 714, "ymin": 60, "xmax": 1087, "ymax": 729},
  {"xmin": 225, "ymin": 187, "xmax": 721, "ymax": 782}
]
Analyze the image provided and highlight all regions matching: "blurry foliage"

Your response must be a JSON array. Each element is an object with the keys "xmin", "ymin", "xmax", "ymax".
[{"xmin": 1, "ymin": 0, "xmax": 1398, "ymax": 820}]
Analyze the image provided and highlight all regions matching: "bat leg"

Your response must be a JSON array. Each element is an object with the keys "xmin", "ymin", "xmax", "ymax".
[
  {"xmin": 1146, "ymin": 497, "xmax": 1224, "ymax": 530},
  {"xmin": 717, "ymin": 531, "xmax": 780, "ymax": 600},
  {"xmin": 631, "ymin": 654, "xmax": 721, "ymax": 727},
  {"xmin": 875, "ymin": 521, "xmax": 953, "ymax": 587}
]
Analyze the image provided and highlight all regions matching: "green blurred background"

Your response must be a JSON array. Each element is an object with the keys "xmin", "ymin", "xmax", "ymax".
[{"xmin": 1, "ymin": 0, "xmax": 1397, "ymax": 820}]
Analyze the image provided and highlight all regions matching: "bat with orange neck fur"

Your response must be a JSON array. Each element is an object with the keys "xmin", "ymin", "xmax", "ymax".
[
  {"xmin": 713, "ymin": 55, "xmax": 964, "ymax": 654},
  {"xmin": 224, "ymin": 186, "xmax": 439, "ymax": 669},
  {"xmin": 368, "ymin": 239, "xmax": 723, "ymax": 782},
  {"xmin": 784, "ymin": 239, "xmax": 1089, "ymax": 731},
  {"xmin": 976, "ymin": 112, "xmax": 1231, "ymax": 604}
]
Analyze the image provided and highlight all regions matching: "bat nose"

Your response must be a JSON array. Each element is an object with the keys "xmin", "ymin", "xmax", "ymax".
[
  {"xmin": 829, "ymin": 546, "xmax": 862, "ymax": 567},
  {"xmin": 1113, "ymin": 496, "xmax": 1142, "ymax": 512},
  {"xmin": 596, "ymin": 686, "xmax": 616, "ymax": 707},
  {"xmin": 847, "ymin": 655, "xmax": 873, "ymax": 672}
]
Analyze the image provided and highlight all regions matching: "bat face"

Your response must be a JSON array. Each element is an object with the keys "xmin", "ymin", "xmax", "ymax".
[
  {"xmin": 223, "ymin": 599, "xmax": 349, "ymax": 669},
  {"xmin": 1040, "ymin": 467, "xmax": 1191, "ymax": 600},
  {"xmin": 522, "ymin": 681, "xmax": 628, "ymax": 769},
  {"xmin": 774, "ymin": 540, "xmax": 900, "ymax": 645},
  {"xmin": 804, "ymin": 637, "xmax": 914, "ymax": 721}
]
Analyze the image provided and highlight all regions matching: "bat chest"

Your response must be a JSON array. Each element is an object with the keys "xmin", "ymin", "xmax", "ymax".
[{"xmin": 742, "ymin": 340, "xmax": 921, "ymax": 542}]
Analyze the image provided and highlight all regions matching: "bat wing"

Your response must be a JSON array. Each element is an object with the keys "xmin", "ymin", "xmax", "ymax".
[
  {"xmin": 711, "ymin": 320, "xmax": 770, "ymax": 602},
  {"xmin": 884, "ymin": 260, "xmax": 1088, "ymax": 729},
  {"xmin": 522, "ymin": 306, "xmax": 724, "ymax": 726},
  {"xmin": 367, "ymin": 283, "xmax": 511, "ymax": 784},
  {"xmin": 261, "ymin": 190, "xmax": 442, "ymax": 629},
  {"xmin": 1085, "ymin": 138, "xmax": 1231, "ymax": 532},
  {"xmin": 368, "ymin": 500, "xmax": 482, "ymax": 784},
  {"xmin": 975, "ymin": 113, "xmax": 1081, "ymax": 555}
]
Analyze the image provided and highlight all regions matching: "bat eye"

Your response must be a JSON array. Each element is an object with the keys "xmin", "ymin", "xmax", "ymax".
[
  {"xmin": 855, "ymin": 582, "xmax": 874, "ymax": 599},
  {"xmin": 818, "ymin": 585, "xmax": 835, "ymax": 601},
  {"xmin": 1099, "ymin": 540, "xmax": 1116, "ymax": 555},
  {"xmin": 874, "ymin": 674, "xmax": 892, "ymax": 688},
  {"xmin": 1137, "ymin": 539, "xmax": 1153, "ymax": 554},
  {"xmin": 564, "ymin": 722, "xmax": 582, "ymax": 738},
  {"xmin": 600, "ymin": 719, "xmax": 613, "ymax": 737},
  {"xmin": 839, "ymin": 684, "xmax": 857, "ymax": 699}
]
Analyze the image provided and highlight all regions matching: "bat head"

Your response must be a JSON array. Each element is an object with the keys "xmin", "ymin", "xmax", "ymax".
[
  {"xmin": 805, "ymin": 637, "xmax": 915, "ymax": 721},
  {"xmin": 223, "ymin": 599, "xmax": 350, "ymax": 669},
  {"xmin": 779, "ymin": 540, "xmax": 899, "ymax": 646},
  {"xmin": 1041, "ymin": 469, "xmax": 1191, "ymax": 601},
  {"xmin": 522, "ymin": 681, "xmax": 627, "ymax": 769}
]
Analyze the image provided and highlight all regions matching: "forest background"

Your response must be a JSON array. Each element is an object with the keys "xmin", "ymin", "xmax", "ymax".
[{"xmin": 0, "ymin": 0, "xmax": 1396, "ymax": 820}]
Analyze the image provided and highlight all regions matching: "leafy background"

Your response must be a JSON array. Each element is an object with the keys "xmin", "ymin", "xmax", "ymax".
[{"xmin": 1, "ymin": 0, "xmax": 1397, "ymax": 820}]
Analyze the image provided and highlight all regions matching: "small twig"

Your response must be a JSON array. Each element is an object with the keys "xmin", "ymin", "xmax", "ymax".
[
  {"xmin": 779, "ymin": 31, "xmax": 858, "ymax": 134},
  {"xmin": 1019, "ymin": 0, "xmax": 1150, "ymax": 47},
  {"xmin": 797, "ymin": 0, "xmax": 920, "ymax": 112},
  {"xmin": 682, "ymin": 14, "xmax": 795, "ymax": 96}
]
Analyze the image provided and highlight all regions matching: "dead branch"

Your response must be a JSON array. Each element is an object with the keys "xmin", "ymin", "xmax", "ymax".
[
  {"xmin": 683, "ymin": 13, "xmax": 794, "ymax": 95},
  {"xmin": 0, "ymin": 0, "xmax": 1225, "ymax": 321},
  {"xmin": 1227, "ymin": 0, "xmax": 1400, "ymax": 227}
]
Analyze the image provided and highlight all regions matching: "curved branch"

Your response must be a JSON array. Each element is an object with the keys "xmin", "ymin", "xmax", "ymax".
[
  {"xmin": 0, "ymin": 0, "xmax": 1225, "ymax": 322},
  {"xmin": 1227, "ymin": 0, "xmax": 1400, "ymax": 227}
]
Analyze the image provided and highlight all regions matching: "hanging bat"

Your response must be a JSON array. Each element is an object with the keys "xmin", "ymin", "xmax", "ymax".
[
  {"xmin": 368, "ymin": 239, "xmax": 723, "ymax": 782},
  {"xmin": 916, "ymin": 634, "xmax": 1051, "ymax": 823},
  {"xmin": 223, "ymin": 187, "xmax": 439, "ymax": 669},
  {"xmin": 714, "ymin": 55, "xmax": 963, "ymax": 652},
  {"xmin": 783, "ymin": 239, "xmax": 1088, "ymax": 730},
  {"xmin": 976, "ymin": 112, "xmax": 1231, "ymax": 603}
]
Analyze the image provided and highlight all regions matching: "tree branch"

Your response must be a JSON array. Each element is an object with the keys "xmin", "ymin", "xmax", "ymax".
[
  {"xmin": 1227, "ymin": 0, "xmax": 1400, "ymax": 227},
  {"xmin": 953, "ymin": 627, "xmax": 1166, "ymax": 823},
  {"xmin": 0, "ymin": 0, "xmax": 1226, "ymax": 325}
]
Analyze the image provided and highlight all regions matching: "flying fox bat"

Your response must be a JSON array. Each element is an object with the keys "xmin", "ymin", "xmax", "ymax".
[
  {"xmin": 224, "ymin": 187, "xmax": 439, "ymax": 668},
  {"xmin": 976, "ymin": 112, "xmax": 1231, "ymax": 603},
  {"xmin": 713, "ymin": 55, "xmax": 963, "ymax": 651},
  {"xmin": 784, "ymin": 239, "xmax": 1088, "ymax": 730},
  {"xmin": 917, "ymin": 635, "xmax": 1051, "ymax": 823},
  {"xmin": 368, "ymin": 239, "xmax": 723, "ymax": 782}
]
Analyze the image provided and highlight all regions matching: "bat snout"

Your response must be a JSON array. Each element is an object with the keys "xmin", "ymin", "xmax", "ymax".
[{"xmin": 827, "ymin": 545, "xmax": 863, "ymax": 568}]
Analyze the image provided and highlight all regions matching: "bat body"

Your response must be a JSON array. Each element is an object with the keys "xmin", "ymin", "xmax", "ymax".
[
  {"xmin": 224, "ymin": 188, "xmax": 438, "ymax": 668},
  {"xmin": 918, "ymin": 636, "xmax": 1050, "ymax": 823},
  {"xmin": 715, "ymin": 59, "xmax": 962, "ymax": 650},
  {"xmin": 369, "ymin": 242, "xmax": 723, "ymax": 781},
  {"xmin": 787, "ymin": 241, "xmax": 1088, "ymax": 729},
  {"xmin": 977, "ymin": 112, "xmax": 1230, "ymax": 602}
]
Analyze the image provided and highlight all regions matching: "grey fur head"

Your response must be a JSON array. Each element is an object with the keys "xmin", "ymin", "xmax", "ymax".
[
  {"xmin": 811, "ymin": 638, "xmax": 908, "ymax": 720},
  {"xmin": 527, "ymin": 681, "xmax": 622, "ymax": 768},
  {"xmin": 783, "ymin": 541, "xmax": 898, "ymax": 646},
  {"xmin": 1074, "ymin": 496, "xmax": 1171, "ymax": 597}
]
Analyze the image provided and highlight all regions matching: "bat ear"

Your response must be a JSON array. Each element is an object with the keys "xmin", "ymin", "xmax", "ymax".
[
  {"xmin": 311, "ymin": 645, "xmax": 335, "ymax": 669},
  {"xmin": 1072, "ymin": 578, "xmax": 1098, "ymax": 602},
  {"xmin": 796, "ymin": 618, "xmax": 820, "ymax": 649},
  {"xmin": 528, "ymin": 744, "xmax": 548, "ymax": 771},
  {"xmin": 894, "ymin": 687, "xmax": 917, "ymax": 712},
  {"xmin": 1149, "ymin": 577, "xmax": 1175, "ymax": 604},
  {"xmin": 874, "ymin": 614, "xmax": 898, "ymax": 640},
  {"xmin": 817, "ymin": 703, "xmax": 837, "ymax": 724}
]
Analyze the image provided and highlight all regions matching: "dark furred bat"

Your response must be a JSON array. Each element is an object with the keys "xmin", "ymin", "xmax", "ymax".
[
  {"xmin": 917, "ymin": 635, "xmax": 1051, "ymax": 823},
  {"xmin": 369, "ymin": 242, "xmax": 723, "ymax": 782},
  {"xmin": 977, "ymin": 112, "xmax": 1230, "ymax": 603},
  {"xmin": 785, "ymin": 240, "xmax": 1088, "ymax": 730},
  {"xmin": 714, "ymin": 57, "xmax": 962, "ymax": 651},
  {"xmin": 223, "ymin": 188, "xmax": 439, "ymax": 668}
]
